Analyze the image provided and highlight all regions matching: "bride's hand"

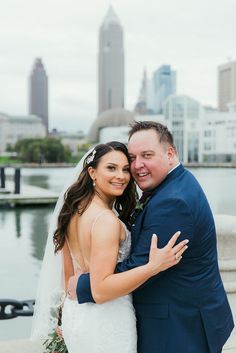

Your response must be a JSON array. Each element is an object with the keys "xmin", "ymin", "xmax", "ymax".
[
  {"xmin": 67, "ymin": 268, "xmax": 84, "ymax": 301},
  {"xmin": 55, "ymin": 325, "xmax": 64, "ymax": 339},
  {"xmin": 148, "ymin": 231, "xmax": 189, "ymax": 275}
]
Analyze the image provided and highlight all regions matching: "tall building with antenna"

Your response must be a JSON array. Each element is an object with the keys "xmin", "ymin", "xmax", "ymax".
[
  {"xmin": 134, "ymin": 68, "xmax": 149, "ymax": 114},
  {"xmin": 98, "ymin": 6, "xmax": 124, "ymax": 114},
  {"xmin": 29, "ymin": 58, "xmax": 49, "ymax": 133}
]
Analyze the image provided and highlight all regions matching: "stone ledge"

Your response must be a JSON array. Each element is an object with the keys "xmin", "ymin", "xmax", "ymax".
[
  {"xmin": 0, "ymin": 339, "xmax": 235, "ymax": 353},
  {"xmin": 0, "ymin": 339, "xmax": 42, "ymax": 353}
]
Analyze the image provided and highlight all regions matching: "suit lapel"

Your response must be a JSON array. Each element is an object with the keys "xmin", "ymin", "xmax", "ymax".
[{"xmin": 131, "ymin": 164, "xmax": 185, "ymax": 249}]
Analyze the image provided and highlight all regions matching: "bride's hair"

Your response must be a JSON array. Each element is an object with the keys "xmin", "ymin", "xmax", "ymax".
[{"xmin": 53, "ymin": 141, "xmax": 137, "ymax": 253}]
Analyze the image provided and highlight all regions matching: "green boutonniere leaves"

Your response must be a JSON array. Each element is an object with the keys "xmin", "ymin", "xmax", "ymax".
[{"xmin": 135, "ymin": 196, "xmax": 151, "ymax": 211}]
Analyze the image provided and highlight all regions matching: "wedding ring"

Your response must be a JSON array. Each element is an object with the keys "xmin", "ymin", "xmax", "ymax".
[{"xmin": 175, "ymin": 254, "xmax": 178, "ymax": 260}]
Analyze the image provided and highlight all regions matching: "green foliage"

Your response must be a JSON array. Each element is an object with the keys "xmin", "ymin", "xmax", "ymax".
[
  {"xmin": 14, "ymin": 138, "xmax": 72, "ymax": 163},
  {"xmin": 43, "ymin": 330, "xmax": 68, "ymax": 353},
  {"xmin": 77, "ymin": 142, "xmax": 93, "ymax": 152},
  {"xmin": 0, "ymin": 156, "xmax": 22, "ymax": 164},
  {"xmin": 6, "ymin": 143, "xmax": 14, "ymax": 152}
]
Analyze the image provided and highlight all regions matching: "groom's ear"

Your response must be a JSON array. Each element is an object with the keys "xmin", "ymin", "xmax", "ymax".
[{"xmin": 167, "ymin": 146, "xmax": 177, "ymax": 164}]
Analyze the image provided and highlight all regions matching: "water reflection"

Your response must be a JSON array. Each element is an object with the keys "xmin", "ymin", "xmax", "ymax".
[
  {"xmin": 22, "ymin": 174, "xmax": 49, "ymax": 190},
  {"xmin": 30, "ymin": 206, "xmax": 53, "ymax": 260},
  {"xmin": 2, "ymin": 206, "xmax": 54, "ymax": 260},
  {"xmin": 15, "ymin": 209, "xmax": 22, "ymax": 238}
]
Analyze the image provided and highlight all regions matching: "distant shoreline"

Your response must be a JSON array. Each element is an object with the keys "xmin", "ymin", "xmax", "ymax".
[{"xmin": 1, "ymin": 162, "xmax": 236, "ymax": 168}]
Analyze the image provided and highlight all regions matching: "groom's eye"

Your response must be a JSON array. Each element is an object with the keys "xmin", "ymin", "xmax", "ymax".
[{"xmin": 143, "ymin": 153, "xmax": 152, "ymax": 159}]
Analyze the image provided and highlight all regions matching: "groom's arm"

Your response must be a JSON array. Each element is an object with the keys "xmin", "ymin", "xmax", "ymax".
[
  {"xmin": 77, "ymin": 273, "xmax": 95, "ymax": 303},
  {"xmin": 76, "ymin": 198, "xmax": 194, "ymax": 303}
]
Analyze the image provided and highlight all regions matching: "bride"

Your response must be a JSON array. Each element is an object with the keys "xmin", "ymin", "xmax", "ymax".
[{"xmin": 31, "ymin": 141, "xmax": 187, "ymax": 353}]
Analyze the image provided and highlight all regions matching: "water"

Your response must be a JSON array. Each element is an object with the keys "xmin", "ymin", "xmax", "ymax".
[{"xmin": 0, "ymin": 167, "xmax": 236, "ymax": 340}]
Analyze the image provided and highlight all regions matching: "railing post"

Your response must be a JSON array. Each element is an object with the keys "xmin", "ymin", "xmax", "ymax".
[
  {"xmin": 14, "ymin": 168, "xmax": 21, "ymax": 194},
  {"xmin": 0, "ymin": 167, "xmax": 5, "ymax": 188}
]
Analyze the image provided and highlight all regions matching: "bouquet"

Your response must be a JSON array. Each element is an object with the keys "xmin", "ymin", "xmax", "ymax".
[{"xmin": 43, "ymin": 327, "xmax": 68, "ymax": 353}]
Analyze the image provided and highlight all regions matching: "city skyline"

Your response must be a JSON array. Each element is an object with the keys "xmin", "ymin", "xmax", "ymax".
[{"xmin": 0, "ymin": 0, "xmax": 235, "ymax": 133}]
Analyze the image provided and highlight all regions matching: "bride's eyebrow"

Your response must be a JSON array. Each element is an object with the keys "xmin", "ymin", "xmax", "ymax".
[{"xmin": 106, "ymin": 163, "xmax": 129, "ymax": 168}]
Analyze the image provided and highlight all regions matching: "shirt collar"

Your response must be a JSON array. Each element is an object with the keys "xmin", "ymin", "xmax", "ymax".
[{"xmin": 168, "ymin": 162, "xmax": 181, "ymax": 175}]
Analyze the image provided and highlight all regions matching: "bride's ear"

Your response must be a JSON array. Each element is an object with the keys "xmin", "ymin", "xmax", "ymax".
[{"xmin": 87, "ymin": 166, "xmax": 96, "ymax": 181}]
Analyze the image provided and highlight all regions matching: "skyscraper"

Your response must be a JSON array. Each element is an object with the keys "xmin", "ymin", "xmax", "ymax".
[
  {"xmin": 218, "ymin": 60, "xmax": 236, "ymax": 112},
  {"xmin": 152, "ymin": 65, "xmax": 176, "ymax": 114},
  {"xmin": 134, "ymin": 68, "xmax": 148, "ymax": 115},
  {"xmin": 98, "ymin": 6, "xmax": 124, "ymax": 114},
  {"xmin": 29, "ymin": 58, "xmax": 49, "ymax": 133}
]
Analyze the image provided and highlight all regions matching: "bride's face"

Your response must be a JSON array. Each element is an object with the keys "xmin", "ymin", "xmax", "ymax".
[{"xmin": 89, "ymin": 150, "xmax": 131, "ymax": 199}]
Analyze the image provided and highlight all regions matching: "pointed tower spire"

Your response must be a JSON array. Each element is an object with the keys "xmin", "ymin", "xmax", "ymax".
[
  {"xmin": 101, "ymin": 5, "xmax": 121, "ymax": 28},
  {"xmin": 134, "ymin": 68, "xmax": 148, "ymax": 115},
  {"xmin": 138, "ymin": 67, "xmax": 147, "ymax": 102}
]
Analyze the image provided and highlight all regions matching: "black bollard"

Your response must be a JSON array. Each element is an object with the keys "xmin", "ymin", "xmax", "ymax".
[
  {"xmin": 14, "ymin": 168, "xmax": 21, "ymax": 194},
  {"xmin": 0, "ymin": 167, "xmax": 5, "ymax": 188}
]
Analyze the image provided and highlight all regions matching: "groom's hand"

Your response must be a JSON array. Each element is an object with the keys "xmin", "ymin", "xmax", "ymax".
[{"xmin": 67, "ymin": 270, "xmax": 83, "ymax": 301}]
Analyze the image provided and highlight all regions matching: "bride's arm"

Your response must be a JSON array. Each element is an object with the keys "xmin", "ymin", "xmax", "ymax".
[{"xmin": 90, "ymin": 214, "xmax": 187, "ymax": 304}]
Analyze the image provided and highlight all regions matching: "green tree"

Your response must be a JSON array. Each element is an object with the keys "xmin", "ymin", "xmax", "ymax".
[{"xmin": 14, "ymin": 138, "xmax": 71, "ymax": 163}]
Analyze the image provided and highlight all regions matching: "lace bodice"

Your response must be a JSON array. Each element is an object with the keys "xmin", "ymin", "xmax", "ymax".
[{"xmin": 117, "ymin": 222, "xmax": 131, "ymax": 262}]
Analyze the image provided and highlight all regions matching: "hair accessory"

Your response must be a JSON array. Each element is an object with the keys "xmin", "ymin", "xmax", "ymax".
[{"xmin": 86, "ymin": 149, "xmax": 96, "ymax": 165}]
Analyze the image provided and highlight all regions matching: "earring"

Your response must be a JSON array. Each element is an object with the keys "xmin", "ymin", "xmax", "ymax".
[{"xmin": 93, "ymin": 180, "xmax": 96, "ymax": 187}]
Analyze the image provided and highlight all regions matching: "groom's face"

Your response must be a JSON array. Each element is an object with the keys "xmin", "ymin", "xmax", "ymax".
[{"xmin": 128, "ymin": 129, "xmax": 174, "ymax": 191}]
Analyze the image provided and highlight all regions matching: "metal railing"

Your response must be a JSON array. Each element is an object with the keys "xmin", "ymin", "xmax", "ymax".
[{"xmin": 0, "ymin": 299, "xmax": 35, "ymax": 320}]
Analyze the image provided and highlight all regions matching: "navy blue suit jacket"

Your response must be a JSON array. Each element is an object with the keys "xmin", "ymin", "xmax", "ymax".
[{"xmin": 77, "ymin": 165, "xmax": 234, "ymax": 353}]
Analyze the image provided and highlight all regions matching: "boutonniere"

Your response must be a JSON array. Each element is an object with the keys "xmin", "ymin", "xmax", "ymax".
[{"xmin": 135, "ymin": 196, "xmax": 151, "ymax": 211}]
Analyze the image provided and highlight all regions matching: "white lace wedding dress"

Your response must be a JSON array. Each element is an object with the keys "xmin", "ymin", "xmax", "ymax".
[{"xmin": 61, "ymin": 222, "xmax": 137, "ymax": 353}]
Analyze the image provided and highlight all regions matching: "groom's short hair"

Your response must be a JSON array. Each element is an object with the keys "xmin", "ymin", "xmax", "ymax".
[{"xmin": 128, "ymin": 121, "xmax": 175, "ymax": 149}]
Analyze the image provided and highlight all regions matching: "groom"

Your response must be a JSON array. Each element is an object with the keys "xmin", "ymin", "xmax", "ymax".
[{"xmin": 70, "ymin": 121, "xmax": 234, "ymax": 353}]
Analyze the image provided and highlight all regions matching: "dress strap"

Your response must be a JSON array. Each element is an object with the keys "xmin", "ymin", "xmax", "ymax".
[
  {"xmin": 91, "ymin": 209, "xmax": 112, "ymax": 234},
  {"xmin": 65, "ymin": 237, "xmax": 82, "ymax": 270}
]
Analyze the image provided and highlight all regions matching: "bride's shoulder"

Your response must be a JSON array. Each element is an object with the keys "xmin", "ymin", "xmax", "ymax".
[
  {"xmin": 89, "ymin": 208, "xmax": 120, "ymax": 235},
  {"xmin": 94, "ymin": 208, "xmax": 118, "ymax": 224}
]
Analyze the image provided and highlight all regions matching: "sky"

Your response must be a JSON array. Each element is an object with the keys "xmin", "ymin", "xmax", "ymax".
[{"xmin": 0, "ymin": 0, "xmax": 235, "ymax": 133}]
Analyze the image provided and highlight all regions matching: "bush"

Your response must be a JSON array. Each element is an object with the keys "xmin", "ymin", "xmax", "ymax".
[{"xmin": 14, "ymin": 138, "xmax": 72, "ymax": 163}]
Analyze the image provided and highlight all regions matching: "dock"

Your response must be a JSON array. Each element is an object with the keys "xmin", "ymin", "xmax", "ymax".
[{"xmin": 0, "ymin": 182, "xmax": 59, "ymax": 207}]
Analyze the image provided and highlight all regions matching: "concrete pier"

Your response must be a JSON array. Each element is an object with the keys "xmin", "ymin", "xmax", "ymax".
[{"xmin": 0, "ymin": 181, "xmax": 59, "ymax": 207}]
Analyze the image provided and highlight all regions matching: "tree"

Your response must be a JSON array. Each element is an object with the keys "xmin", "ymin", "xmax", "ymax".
[{"xmin": 14, "ymin": 138, "xmax": 71, "ymax": 163}]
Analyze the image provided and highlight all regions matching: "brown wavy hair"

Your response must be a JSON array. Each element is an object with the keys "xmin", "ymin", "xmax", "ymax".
[{"xmin": 53, "ymin": 141, "xmax": 137, "ymax": 253}]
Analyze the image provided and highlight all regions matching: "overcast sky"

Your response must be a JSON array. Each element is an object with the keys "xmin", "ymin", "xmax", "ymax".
[{"xmin": 0, "ymin": 0, "xmax": 235, "ymax": 133}]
